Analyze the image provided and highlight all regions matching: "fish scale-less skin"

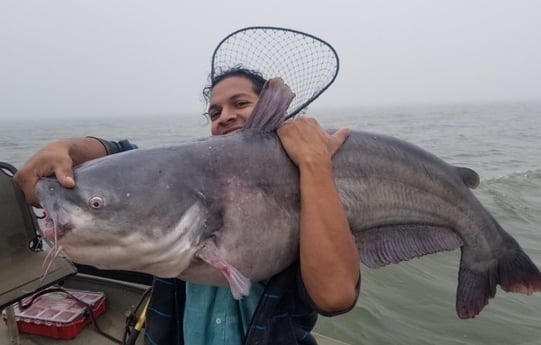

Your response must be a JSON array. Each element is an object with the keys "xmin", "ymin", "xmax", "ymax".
[
  {"xmin": 36, "ymin": 78, "xmax": 541, "ymax": 318},
  {"xmin": 331, "ymin": 132, "xmax": 499, "ymax": 250}
]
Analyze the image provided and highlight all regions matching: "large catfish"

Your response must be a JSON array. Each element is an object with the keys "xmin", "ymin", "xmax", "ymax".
[{"xmin": 36, "ymin": 78, "xmax": 541, "ymax": 319}]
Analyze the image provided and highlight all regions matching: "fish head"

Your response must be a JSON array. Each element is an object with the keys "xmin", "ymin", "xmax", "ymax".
[{"xmin": 34, "ymin": 154, "xmax": 204, "ymax": 276}]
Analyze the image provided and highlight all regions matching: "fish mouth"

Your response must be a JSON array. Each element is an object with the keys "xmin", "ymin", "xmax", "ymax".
[{"xmin": 40, "ymin": 209, "xmax": 71, "ymax": 242}]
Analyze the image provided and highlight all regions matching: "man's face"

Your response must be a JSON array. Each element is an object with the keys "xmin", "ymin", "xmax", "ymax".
[{"xmin": 208, "ymin": 76, "xmax": 259, "ymax": 136}]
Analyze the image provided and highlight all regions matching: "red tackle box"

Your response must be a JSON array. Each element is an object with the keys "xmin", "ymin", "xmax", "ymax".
[{"xmin": 2, "ymin": 287, "xmax": 106, "ymax": 339}]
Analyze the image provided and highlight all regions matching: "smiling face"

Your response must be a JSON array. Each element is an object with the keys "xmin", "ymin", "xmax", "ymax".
[{"xmin": 208, "ymin": 76, "xmax": 260, "ymax": 136}]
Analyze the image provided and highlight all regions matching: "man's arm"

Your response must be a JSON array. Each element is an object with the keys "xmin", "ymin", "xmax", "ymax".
[
  {"xmin": 277, "ymin": 117, "xmax": 360, "ymax": 315},
  {"xmin": 14, "ymin": 137, "xmax": 134, "ymax": 206}
]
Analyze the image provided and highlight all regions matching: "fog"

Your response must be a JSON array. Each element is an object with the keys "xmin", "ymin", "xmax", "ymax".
[{"xmin": 0, "ymin": 0, "xmax": 539, "ymax": 120}]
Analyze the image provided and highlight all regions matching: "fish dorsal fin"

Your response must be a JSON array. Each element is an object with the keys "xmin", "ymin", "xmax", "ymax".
[
  {"xmin": 243, "ymin": 78, "xmax": 296, "ymax": 132},
  {"xmin": 456, "ymin": 167, "xmax": 480, "ymax": 189}
]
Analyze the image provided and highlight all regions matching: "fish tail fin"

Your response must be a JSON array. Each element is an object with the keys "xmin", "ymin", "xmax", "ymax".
[
  {"xmin": 456, "ymin": 237, "xmax": 541, "ymax": 319},
  {"xmin": 496, "ymin": 234, "xmax": 541, "ymax": 295},
  {"xmin": 456, "ymin": 251, "xmax": 498, "ymax": 319}
]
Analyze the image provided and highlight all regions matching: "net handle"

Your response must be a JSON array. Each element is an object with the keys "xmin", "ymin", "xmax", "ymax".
[{"xmin": 211, "ymin": 26, "xmax": 340, "ymax": 119}]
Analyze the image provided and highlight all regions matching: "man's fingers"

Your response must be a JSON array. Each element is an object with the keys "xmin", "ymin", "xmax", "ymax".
[
  {"xmin": 55, "ymin": 167, "xmax": 76, "ymax": 188},
  {"xmin": 329, "ymin": 127, "xmax": 351, "ymax": 157},
  {"xmin": 332, "ymin": 127, "xmax": 351, "ymax": 144}
]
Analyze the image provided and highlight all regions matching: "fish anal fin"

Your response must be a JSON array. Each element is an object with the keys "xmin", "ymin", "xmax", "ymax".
[
  {"xmin": 195, "ymin": 241, "xmax": 251, "ymax": 299},
  {"xmin": 357, "ymin": 224, "xmax": 463, "ymax": 268},
  {"xmin": 243, "ymin": 78, "xmax": 295, "ymax": 132}
]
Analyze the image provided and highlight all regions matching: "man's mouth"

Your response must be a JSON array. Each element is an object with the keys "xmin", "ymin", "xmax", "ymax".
[{"xmin": 223, "ymin": 126, "xmax": 243, "ymax": 135}]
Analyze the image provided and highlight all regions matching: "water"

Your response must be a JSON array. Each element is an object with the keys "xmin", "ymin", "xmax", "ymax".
[{"xmin": 1, "ymin": 101, "xmax": 540, "ymax": 345}]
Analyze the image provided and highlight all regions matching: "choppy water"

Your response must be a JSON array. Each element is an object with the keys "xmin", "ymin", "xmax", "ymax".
[{"xmin": 1, "ymin": 101, "xmax": 540, "ymax": 345}]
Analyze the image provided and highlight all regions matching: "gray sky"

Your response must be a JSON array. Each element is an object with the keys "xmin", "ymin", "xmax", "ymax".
[{"xmin": 0, "ymin": 0, "xmax": 540, "ymax": 119}]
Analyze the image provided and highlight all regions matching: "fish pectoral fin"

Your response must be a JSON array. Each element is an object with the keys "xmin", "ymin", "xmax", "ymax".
[
  {"xmin": 357, "ymin": 224, "xmax": 463, "ymax": 268},
  {"xmin": 194, "ymin": 241, "xmax": 251, "ymax": 300}
]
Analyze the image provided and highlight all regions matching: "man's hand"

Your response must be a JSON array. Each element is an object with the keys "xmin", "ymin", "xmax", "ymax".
[
  {"xmin": 13, "ymin": 138, "xmax": 107, "ymax": 206},
  {"xmin": 277, "ymin": 117, "xmax": 350, "ymax": 167}
]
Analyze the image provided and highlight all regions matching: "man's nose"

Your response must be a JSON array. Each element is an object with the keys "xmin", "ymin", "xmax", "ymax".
[{"xmin": 219, "ymin": 106, "xmax": 237, "ymax": 123}]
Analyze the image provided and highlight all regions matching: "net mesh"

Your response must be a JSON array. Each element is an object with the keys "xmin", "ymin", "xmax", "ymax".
[{"xmin": 211, "ymin": 26, "xmax": 339, "ymax": 119}]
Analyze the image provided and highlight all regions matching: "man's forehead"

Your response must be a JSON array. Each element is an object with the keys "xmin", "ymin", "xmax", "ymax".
[{"xmin": 210, "ymin": 78, "xmax": 258, "ymax": 105}]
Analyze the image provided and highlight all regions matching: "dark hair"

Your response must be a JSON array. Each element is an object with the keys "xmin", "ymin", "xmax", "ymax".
[{"xmin": 202, "ymin": 66, "xmax": 267, "ymax": 106}]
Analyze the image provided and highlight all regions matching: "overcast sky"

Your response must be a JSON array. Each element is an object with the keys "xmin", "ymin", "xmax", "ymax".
[{"xmin": 0, "ymin": 0, "xmax": 539, "ymax": 119}]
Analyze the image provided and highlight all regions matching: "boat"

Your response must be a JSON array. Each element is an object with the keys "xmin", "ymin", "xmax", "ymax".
[{"xmin": 0, "ymin": 161, "xmax": 348, "ymax": 345}]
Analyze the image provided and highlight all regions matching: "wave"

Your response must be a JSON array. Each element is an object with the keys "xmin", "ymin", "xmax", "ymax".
[
  {"xmin": 476, "ymin": 169, "xmax": 541, "ymax": 244},
  {"xmin": 480, "ymin": 169, "xmax": 541, "ymax": 190}
]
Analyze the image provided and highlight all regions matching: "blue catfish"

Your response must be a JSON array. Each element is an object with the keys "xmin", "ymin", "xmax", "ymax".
[{"xmin": 36, "ymin": 78, "xmax": 541, "ymax": 319}]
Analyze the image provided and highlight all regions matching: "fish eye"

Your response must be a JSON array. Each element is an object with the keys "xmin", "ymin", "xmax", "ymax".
[{"xmin": 89, "ymin": 196, "xmax": 104, "ymax": 209}]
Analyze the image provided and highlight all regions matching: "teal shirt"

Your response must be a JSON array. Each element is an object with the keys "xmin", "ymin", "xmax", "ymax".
[{"xmin": 183, "ymin": 282, "xmax": 265, "ymax": 345}]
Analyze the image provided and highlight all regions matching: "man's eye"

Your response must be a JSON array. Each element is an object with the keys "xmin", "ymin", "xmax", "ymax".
[
  {"xmin": 236, "ymin": 101, "xmax": 249, "ymax": 108},
  {"xmin": 209, "ymin": 111, "xmax": 220, "ymax": 121}
]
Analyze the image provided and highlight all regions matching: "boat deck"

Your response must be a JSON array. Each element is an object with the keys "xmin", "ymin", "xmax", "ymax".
[
  {"xmin": 1, "ymin": 274, "xmax": 349, "ymax": 345},
  {"xmin": 1, "ymin": 274, "xmax": 147, "ymax": 345}
]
